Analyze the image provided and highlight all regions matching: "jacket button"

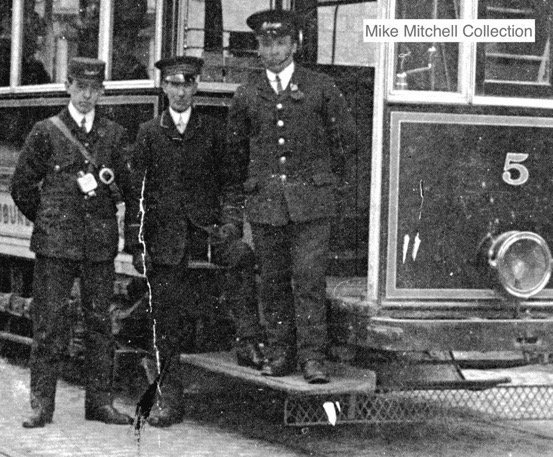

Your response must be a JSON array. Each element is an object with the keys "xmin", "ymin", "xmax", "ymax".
[
  {"xmin": 276, "ymin": 103, "xmax": 283, "ymax": 110},
  {"xmin": 277, "ymin": 120, "xmax": 284, "ymax": 127},
  {"xmin": 279, "ymin": 156, "xmax": 286, "ymax": 163},
  {"xmin": 278, "ymin": 138, "xmax": 285, "ymax": 145},
  {"xmin": 280, "ymin": 174, "xmax": 287, "ymax": 181},
  {"xmin": 54, "ymin": 165, "xmax": 60, "ymax": 171},
  {"xmin": 84, "ymin": 160, "xmax": 89, "ymax": 164}
]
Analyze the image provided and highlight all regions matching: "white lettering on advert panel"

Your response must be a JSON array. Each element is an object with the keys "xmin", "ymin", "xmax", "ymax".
[{"xmin": 0, "ymin": 191, "xmax": 32, "ymax": 239}]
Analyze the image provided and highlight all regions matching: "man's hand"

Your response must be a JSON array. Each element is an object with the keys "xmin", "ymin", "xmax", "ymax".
[{"xmin": 132, "ymin": 248, "xmax": 151, "ymax": 274}]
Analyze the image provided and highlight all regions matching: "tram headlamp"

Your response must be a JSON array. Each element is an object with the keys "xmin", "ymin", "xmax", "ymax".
[{"xmin": 488, "ymin": 231, "xmax": 552, "ymax": 299}]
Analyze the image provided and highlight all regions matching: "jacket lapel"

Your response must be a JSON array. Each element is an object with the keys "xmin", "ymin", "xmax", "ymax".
[
  {"xmin": 159, "ymin": 108, "xmax": 201, "ymax": 143},
  {"xmin": 180, "ymin": 109, "xmax": 201, "ymax": 142},
  {"xmin": 159, "ymin": 110, "xmax": 182, "ymax": 141},
  {"xmin": 254, "ymin": 71, "xmax": 278, "ymax": 102}
]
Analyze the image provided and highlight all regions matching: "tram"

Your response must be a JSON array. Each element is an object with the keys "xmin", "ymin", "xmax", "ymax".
[{"xmin": 1, "ymin": 0, "xmax": 553, "ymax": 400}]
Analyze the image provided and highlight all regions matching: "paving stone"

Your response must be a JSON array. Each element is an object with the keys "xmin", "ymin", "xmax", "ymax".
[{"xmin": 0, "ymin": 359, "xmax": 302, "ymax": 457}]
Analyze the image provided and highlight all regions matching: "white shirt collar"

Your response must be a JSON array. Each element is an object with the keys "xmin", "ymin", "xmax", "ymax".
[
  {"xmin": 169, "ymin": 106, "xmax": 192, "ymax": 127},
  {"xmin": 68, "ymin": 102, "xmax": 95, "ymax": 132},
  {"xmin": 266, "ymin": 61, "xmax": 295, "ymax": 93}
]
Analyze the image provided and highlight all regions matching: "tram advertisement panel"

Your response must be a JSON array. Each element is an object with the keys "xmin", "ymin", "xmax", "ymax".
[
  {"xmin": 387, "ymin": 112, "xmax": 553, "ymax": 299},
  {"xmin": 0, "ymin": 189, "xmax": 32, "ymax": 239}
]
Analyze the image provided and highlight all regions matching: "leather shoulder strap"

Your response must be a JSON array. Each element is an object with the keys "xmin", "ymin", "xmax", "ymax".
[
  {"xmin": 49, "ymin": 116, "xmax": 98, "ymax": 167},
  {"xmin": 49, "ymin": 115, "xmax": 123, "ymax": 203}
]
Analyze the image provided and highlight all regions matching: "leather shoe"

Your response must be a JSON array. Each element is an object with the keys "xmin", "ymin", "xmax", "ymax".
[
  {"xmin": 85, "ymin": 405, "xmax": 132, "ymax": 425},
  {"xmin": 22, "ymin": 407, "xmax": 53, "ymax": 428},
  {"xmin": 147, "ymin": 405, "xmax": 183, "ymax": 428},
  {"xmin": 261, "ymin": 346, "xmax": 296, "ymax": 377},
  {"xmin": 236, "ymin": 339, "xmax": 266, "ymax": 370},
  {"xmin": 302, "ymin": 360, "xmax": 330, "ymax": 384}
]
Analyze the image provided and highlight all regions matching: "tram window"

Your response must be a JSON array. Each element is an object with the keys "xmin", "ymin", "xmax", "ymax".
[
  {"xmin": 191, "ymin": 0, "xmax": 272, "ymax": 83},
  {"xmin": 477, "ymin": 0, "xmax": 553, "ymax": 97},
  {"xmin": 173, "ymin": 0, "xmax": 264, "ymax": 82},
  {"xmin": 393, "ymin": 0, "xmax": 459, "ymax": 92},
  {"xmin": 8, "ymin": 0, "xmax": 154, "ymax": 85},
  {"xmin": 111, "ymin": 0, "xmax": 153, "ymax": 81},
  {"xmin": 0, "ymin": 2, "xmax": 51, "ymax": 86},
  {"xmin": 0, "ymin": 6, "xmax": 11, "ymax": 86},
  {"xmin": 180, "ymin": 1, "xmax": 377, "ymax": 81},
  {"xmin": 315, "ymin": 1, "xmax": 378, "ymax": 66},
  {"xmin": 8, "ymin": 0, "xmax": 98, "ymax": 85}
]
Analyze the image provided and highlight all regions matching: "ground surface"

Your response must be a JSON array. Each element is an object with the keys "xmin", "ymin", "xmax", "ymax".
[{"xmin": 2, "ymin": 352, "xmax": 553, "ymax": 457}]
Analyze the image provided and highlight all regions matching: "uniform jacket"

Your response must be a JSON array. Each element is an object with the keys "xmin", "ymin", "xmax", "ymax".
[
  {"xmin": 226, "ymin": 65, "xmax": 357, "ymax": 226},
  {"xmin": 10, "ymin": 108, "xmax": 132, "ymax": 261},
  {"xmin": 126, "ymin": 108, "xmax": 239, "ymax": 266}
]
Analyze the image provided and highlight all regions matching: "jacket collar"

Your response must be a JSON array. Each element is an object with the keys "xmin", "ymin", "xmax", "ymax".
[
  {"xmin": 58, "ymin": 107, "xmax": 105, "ymax": 144},
  {"xmin": 159, "ymin": 107, "xmax": 201, "ymax": 142},
  {"xmin": 253, "ymin": 64, "xmax": 305, "ymax": 102}
]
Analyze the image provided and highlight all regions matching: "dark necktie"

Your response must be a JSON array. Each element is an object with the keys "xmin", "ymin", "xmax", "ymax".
[
  {"xmin": 80, "ymin": 117, "xmax": 87, "ymax": 134},
  {"xmin": 275, "ymin": 75, "xmax": 283, "ymax": 94}
]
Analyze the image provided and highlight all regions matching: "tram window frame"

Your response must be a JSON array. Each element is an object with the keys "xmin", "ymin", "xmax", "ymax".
[
  {"xmin": 475, "ymin": 0, "xmax": 553, "ymax": 98},
  {"xmin": 0, "ymin": 0, "xmax": 158, "ymax": 93},
  {"xmin": 309, "ymin": 0, "xmax": 378, "ymax": 67},
  {"xmin": 385, "ymin": 0, "xmax": 471, "ymax": 104}
]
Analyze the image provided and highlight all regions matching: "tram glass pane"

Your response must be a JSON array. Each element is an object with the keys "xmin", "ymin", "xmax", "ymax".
[
  {"xmin": 190, "ymin": 0, "xmax": 271, "ymax": 83},
  {"xmin": 316, "ymin": 1, "xmax": 378, "ymax": 66},
  {"xmin": 0, "ymin": 2, "xmax": 52, "ymax": 86},
  {"xmin": 476, "ymin": 0, "xmax": 552, "ymax": 97},
  {"xmin": 111, "ymin": 0, "xmax": 155, "ymax": 81},
  {"xmin": 0, "ymin": 4, "xmax": 10, "ymax": 86},
  {"xmin": 21, "ymin": 0, "xmax": 99, "ymax": 84},
  {"xmin": 393, "ymin": 0, "xmax": 459, "ymax": 92}
]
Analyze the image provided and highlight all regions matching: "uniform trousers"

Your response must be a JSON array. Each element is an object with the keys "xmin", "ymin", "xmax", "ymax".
[
  {"xmin": 251, "ymin": 219, "xmax": 331, "ymax": 365},
  {"xmin": 29, "ymin": 255, "xmax": 116, "ymax": 415},
  {"xmin": 147, "ymin": 240, "xmax": 260, "ymax": 408}
]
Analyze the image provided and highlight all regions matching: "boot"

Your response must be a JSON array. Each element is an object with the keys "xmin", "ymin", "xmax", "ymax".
[
  {"xmin": 261, "ymin": 345, "xmax": 296, "ymax": 377},
  {"xmin": 85, "ymin": 404, "xmax": 132, "ymax": 425},
  {"xmin": 147, "ymin": 403, "xmax": 183, "ymax": 427},
  {"xmin": 235, "ymin": 338, "xmax": 266, "ymax": 370},
  {"xmin": 22, "ymin": 406, "xmax": 53, "ymax": 428}
]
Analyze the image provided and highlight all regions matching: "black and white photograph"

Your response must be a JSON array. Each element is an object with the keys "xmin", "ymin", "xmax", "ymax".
[{"xmin": 1, "ymin": 1, "xmax": 553, "ymax": 456}]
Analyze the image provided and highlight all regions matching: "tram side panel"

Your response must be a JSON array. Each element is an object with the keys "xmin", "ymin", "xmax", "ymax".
[
  {"xmin": 358, "ymin": 108, "xmax": 553, "ymax": 356},
  {"xmin": 389, "ymin": 110, "xmax": 553, "ymax": 295}
]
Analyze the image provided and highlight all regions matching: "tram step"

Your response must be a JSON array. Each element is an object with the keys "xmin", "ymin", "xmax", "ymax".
[{"xmin": 179, "ymin": 351, "xmax": 377, "ymax": 397}]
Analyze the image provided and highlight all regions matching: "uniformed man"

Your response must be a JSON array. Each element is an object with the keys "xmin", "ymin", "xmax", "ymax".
[
  {"xmin": 126, "ymin": 56, "xmax": 264, "ymax": 427},
  {"xmin": 226, "ymin": 10, "xmax": 357, "ymax": 383},
  {"xmin": 11, "ymin": 57, "xmax": 134, "ymax": 427}
]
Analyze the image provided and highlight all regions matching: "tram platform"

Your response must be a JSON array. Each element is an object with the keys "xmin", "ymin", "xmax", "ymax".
[
  {"xmin": 180, "ymin": 351, "xmax": 377, "ymax": 396},
  {"xmin": 179, "ymin": 350, "xmax": 553, "ymax": 426}
]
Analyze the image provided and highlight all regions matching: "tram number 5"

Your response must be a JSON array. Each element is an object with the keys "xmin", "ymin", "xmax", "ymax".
[{"xmin": 502, "ymin": 152, "xmax": 529, "ymax": 186}]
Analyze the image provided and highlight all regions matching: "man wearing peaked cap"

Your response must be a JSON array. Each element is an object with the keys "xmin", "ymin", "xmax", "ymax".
[
  {"xmin": 246, "ymin": 9, "xmax": 300, "ymax": 39},
  {"xmin": 155, "ymin": 55, "xmax": 204, "ymax": 82},
  {"xmin": 11, "ymin": 56, "xmax": 135, "ymax": 428},
  {"xmin": 67, "ymin": 56, "xmax": 106, "ymax": 82},
  {"xmin": 126, "ymin": 55, "xmax": 264, "ymax": 426},
  {"xmin": 225, "ymin": 9, "xmax": 358, "ymax": 384}
]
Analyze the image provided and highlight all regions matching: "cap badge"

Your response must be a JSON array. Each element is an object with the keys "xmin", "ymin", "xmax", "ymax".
[{"xmin": 261, "ymin": 21, "xmax": 282, "ymax": 30}]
